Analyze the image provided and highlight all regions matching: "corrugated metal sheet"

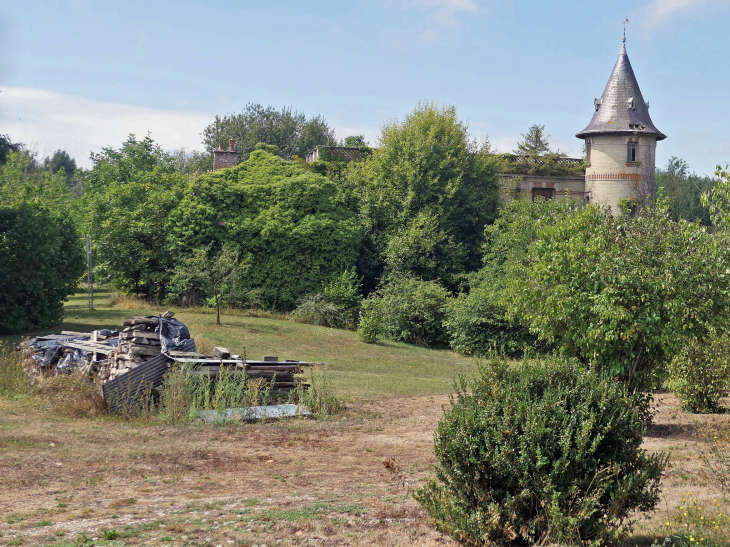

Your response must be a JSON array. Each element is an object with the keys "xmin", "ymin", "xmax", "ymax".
[{"xmin": 103, "ymin": 338, "xmax": 196, "ymax": 414}]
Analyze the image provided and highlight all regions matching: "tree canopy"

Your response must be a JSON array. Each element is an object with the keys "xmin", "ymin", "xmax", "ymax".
[
  {"xmin": 346, "ymin": 101, "xmax": 501, "ymax": 291},
  {"xmin": 201, "ymin": 104, "xmax": 336, "ymax": 161}
]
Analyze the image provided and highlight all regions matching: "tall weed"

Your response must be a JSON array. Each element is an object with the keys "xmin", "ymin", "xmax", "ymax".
[
  {"xmin": 292, "ymin": 365, "xmax": 345, "ymax": 417},
  {"xmin": 0, "ymin": 341, "xmax": 29, "ymax": 397}
]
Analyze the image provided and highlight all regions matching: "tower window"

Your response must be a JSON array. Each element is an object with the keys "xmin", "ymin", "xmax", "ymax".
[
  {"xmin": 586, "ymin": 141, "xmax": 591, "ymax": 166},
  {"xmin": 627, "ymin": 142, "xmax": 637, "ymax": 162}
]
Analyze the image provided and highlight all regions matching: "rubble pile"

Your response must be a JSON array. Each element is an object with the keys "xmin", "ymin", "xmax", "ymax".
[{"xmin": 20, "ymin": 313, "xmax": 318, "ymax": 414}]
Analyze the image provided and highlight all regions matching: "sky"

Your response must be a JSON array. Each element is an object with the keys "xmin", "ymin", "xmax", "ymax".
[{"xmin": 1, "ymin": 0, "xmax": 729, "ymax": 176}]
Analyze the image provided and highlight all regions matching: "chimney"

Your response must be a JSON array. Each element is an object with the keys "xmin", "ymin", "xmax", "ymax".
[{"xmin": 213, "ymin": 139, "xmax": 240, "ymax": 171}]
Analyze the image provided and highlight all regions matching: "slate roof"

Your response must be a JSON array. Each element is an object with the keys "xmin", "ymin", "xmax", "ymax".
[{"xmin": 576, "ymin": 43, "xmax": 666, "ymax": 141}]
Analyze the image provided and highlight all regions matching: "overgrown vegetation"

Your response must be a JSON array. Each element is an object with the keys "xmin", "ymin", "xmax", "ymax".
[
  {"xmin": 415, "ymin": 357, "xmax": 667, "ymax": 546},
  {"xmin": 668, "ymin": 335, "xmax": 730, "ymax": 413}
]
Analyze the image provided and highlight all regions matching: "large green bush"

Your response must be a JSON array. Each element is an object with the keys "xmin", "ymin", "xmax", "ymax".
[
  {"xmin": 415, "ymin": 358, "xmax": 666, "ymax": 546},
  {"xmin": 0, "ymin": 203, "xmax": 84, "ymax": 334},
  {"xmin": 668, "ymin": 336, "xmax": 730, "ymax": 413},
  {"xmin": 168, "ymin": 146, "xmax": 361, "ymax": 309},
  {"xmin": 501, "ymin": 202, "xmax": 730, "ymax": 392},
  {"xmin": 361, "ymin": 276, "xmax": 450, "ymax": 347}
]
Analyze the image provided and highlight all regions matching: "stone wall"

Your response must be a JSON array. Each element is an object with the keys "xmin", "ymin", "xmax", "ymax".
[{"xmin": 498, "ymin": 173, "xmax": 588, "ymax": 205}]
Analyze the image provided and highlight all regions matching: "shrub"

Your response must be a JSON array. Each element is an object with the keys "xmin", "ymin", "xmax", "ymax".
[
  {"xmin": 364, "ymin": 276, "xmax": 450, "ymax": 347},
  {"xmin": 290, "ymin": 294, "xmax": 351, "ymax": 329},
  {"xmin": 501, "ymin": 201, "xmax": 730, "ymax": 393},
  {"xmin": 357, "ymin": 298, "xmax": 382, "ymax": 344},
  {"xmin": 414, "ymin": 357, "xmax": 666, "ymax": 547},
  {"xmin": 668, "ymin": 336, "xmax": 730, "ymax": 413},
  {"xmin": 443, "ymin": 288, "xmax": 539, "ymax": 358}
]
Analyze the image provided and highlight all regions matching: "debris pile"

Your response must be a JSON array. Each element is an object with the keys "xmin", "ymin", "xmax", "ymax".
[
  {"xmin": 99, "ymin": 312, "xmax": 187, "ymax": 382},
  {"xmin": 20, "ymin": 313, "xmax": 320, "ymax": 415}
]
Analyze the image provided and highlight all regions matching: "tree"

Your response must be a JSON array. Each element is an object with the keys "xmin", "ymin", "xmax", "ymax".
[
  {"xmin": 0, "ymin": 152, "xmax": 84, "ymax": 334},
  {"xmin": 167, "ymin": 144, "xmax": 361, "ymax": 309},
  {"xmin": 0, "ymin": 134, "xmax": 20, "ymax": 166},
  {"xmin": 344, "ymin": 135, "xmax": 367, "ymax": 147},
  {"xmin": 347, "ymin": 101, "xmax": 501, "ymax": 291},
  {"xmin": 171, "ymin": 244, "xmax": 246, "ymax": 325},
  {"xmin": 501, "ymin": 202, "xmax": 730, "ymax": 393},
  {"xmin": 513, "ymin": 124, "xmax": 551, "ymax": 157},
  {"xmin": 702, "ymin": 163, "xmax": 730, "ymax": 228},
  {"xmin": 656, "ymin": 157, "xmax": 715, "ymax": 225},
  {"xmin": 201, "ymin": 104, "xmax": 336, "ymax": 161},
  {"xmin": 44, "ymin": 149, "xmax": 76, "ymax": 179},
  {"xmin": 81, "ymin": 135, "xmax": 186, "ymax": 299}
]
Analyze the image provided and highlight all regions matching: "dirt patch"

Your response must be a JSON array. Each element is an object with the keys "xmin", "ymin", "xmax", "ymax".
[{"xmin": 0, "ymin": 393, "xmax": 728, "ymax": 546}]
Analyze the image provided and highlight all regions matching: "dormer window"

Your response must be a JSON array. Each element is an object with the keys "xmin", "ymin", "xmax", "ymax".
[
  {"xmin": 628, "ymin": 97, "xmax": 636, "ymax": 110},
  {"xmin": 594, "ymin": 98, "xmax": 602, "ymax": 111}
]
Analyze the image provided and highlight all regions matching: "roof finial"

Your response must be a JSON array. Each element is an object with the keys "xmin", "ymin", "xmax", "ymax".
[{"xmin": 622, "ymin": 19, "xmax": 629, "ymax": 43}]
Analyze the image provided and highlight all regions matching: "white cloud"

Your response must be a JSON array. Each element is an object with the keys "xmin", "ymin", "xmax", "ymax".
[
  {"xmin": 638, "ymin": 0, "xmax": 730, "ymax": 31},
  {"xmin": 0, "ymin": 85, "xmax": 212, "ymax": 168}
]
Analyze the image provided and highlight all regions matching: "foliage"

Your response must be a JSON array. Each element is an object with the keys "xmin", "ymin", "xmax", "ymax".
[
  {"xmin": 292, "ymin": 365, "xmax": 346, "ymax": 417},
  {"xmin": 0, "ymin": 151, "xmax": 75, "ymax": 210},
  {"xmin": 653, "ymin": 495, "xmax": 730, "ymax": 547},
  {"xmin": 357, "ymin": 298, "xmax": 383, "ymax": 344},
  {"xmin": 43, "ymin": 149, "xmax": 77, "ymax": 182},
  {"xmin": 168, "ymin": 146, "xmax": 361, "ymax": 309},
  {"xmin": 170, "ymin": 148, "xmax": 213, "ymax": 176},
  {"xmin": 0, "ymin": 134, "xmax": 21, "ymax": 166},
  {"xmin": 346, "ymin": 102, "xmax": 501, "ymax": 290},
  {"xmin": 362, "ymin": 276, "xmax": 450, "ymax": 347},
  {"xmin": 344, "ymin": 135, "xmax": 367, "ymax": 147},
  {"xmin": 656, "ymin": 157, "xmax": 716, "ymax": 225},
  {"xmin": 445, "ymin": 198, "xmax": 567, "ymax": 359},
  {"xmin": 290, "ymin": 294, "xmax": 352, "ymax": 329},
  {"xmin": 0, "ymin": 341, "xmax": 28, "ymax": 398},
  {"xmin": 0, "ymin": 203, "xmax": 84, "ymax": 334},
  {"xmin": 668, "ymin": 335, "xmax": 730, "ymax": 413},
  {"xmin": 323, "ymin": 268, "xmax": 361, "ymax": 311},
  {"xmin": 201, "ymin": 103, "xmax": 336, "ymax": 161},
  {"xmin": 81, "ymin": 134, "xmax": 188, "ymax": 299},
  {"xmin": 501, "ymin": 201, "xmax": 730, "ymax": 393},
  {"xmin": 702, "ymin": 164, "xmax": 730, "ymax": 228},
  {"xmin": 170, "ymin": 243, "xmax": 247, "ymax": 325},
  {"xmin": 291, "ymin": 269, "xmax": 361, "ymax": 329},
  {"xmin": 443, "ymin": 286, "xmax": 537, "ymax": 358},
  {"xmin": 513, "ymin": 124, "xmax": 551, "ymax": 157},
  {"xmin": 414, "ymin": 357, "xmax": 667, "ymax": 547}
]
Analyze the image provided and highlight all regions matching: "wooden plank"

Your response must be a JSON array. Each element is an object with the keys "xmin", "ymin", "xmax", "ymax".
[
  {"xmin": 60, "ymin": 330, "xmax": 92, "ymax": 336},
  {"xmin": 62, "ymin": 341, "xmax": 115, "ymax": 355}
]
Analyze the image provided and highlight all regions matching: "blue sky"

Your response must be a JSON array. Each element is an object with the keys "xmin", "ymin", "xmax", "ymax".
[{"xmin": 1, "ymin": 0, "xmax": 728, "ymax": 175}]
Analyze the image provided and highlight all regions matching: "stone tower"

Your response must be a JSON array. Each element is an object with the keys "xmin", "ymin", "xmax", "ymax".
[{"xmin": 576, "ymin": 39, "xmax": 666, "ymax": 213}]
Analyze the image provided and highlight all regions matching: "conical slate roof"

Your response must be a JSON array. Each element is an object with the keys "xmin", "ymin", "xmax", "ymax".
[{"xmin": 576, "ymin": 43, "xmax": 666, "ymax": 141}]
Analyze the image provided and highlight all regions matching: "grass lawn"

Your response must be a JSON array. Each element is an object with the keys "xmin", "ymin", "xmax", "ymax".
[{"xmin": 2, "ymin": 287, "xmax": 481, "ymax": 400}]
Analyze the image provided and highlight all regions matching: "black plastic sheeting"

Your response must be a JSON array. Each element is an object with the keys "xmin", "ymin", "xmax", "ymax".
[
  {"xmin": 26, "ymin": 330, "xmax": 120, "ymax": 374},
  {"xmin": 157, "ymin": 317, "xmax": 191, "ymax": 353}
]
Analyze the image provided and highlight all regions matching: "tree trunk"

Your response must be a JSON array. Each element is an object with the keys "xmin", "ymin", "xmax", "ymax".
[{"xmin": 215, "ymin": 294, "xmax": 220, "ymax": 325}]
